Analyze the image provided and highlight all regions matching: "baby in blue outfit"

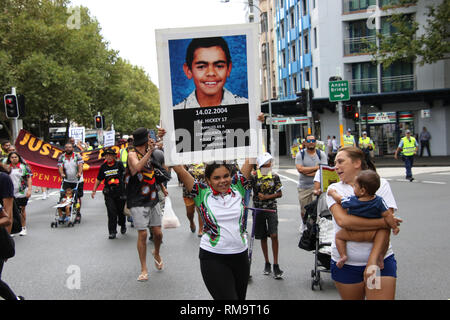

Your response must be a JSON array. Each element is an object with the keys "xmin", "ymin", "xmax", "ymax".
[{"xmin": 328, "ymin": 170, "xmax": 399, "ymax": 268}]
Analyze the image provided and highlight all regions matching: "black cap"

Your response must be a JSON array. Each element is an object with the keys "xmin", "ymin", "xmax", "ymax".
[{"xmin": 104, "ymin": 148, "xmax": 116, "ymax": 155}]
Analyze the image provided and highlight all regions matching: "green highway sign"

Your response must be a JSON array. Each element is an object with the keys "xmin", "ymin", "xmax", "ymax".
[{"xmin": 329, "ymin": 80, "xmax": 350, "ymax": 102}]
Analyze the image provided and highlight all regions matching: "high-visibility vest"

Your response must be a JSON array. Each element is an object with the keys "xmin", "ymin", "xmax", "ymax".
[
  {"xmin": 359, "ymin": 137, "xmax": 373, "ymax": 149},
  {"xmin": 120, "ymin": 148, "xmax": 128, "ymax": 168},
  {"xmin": 343, "ymin": 134, "xmax": 354, "ymax": 146},
  {"xmin": 401, "ymin": 137, "xmax": 417, "ymax": 156}
]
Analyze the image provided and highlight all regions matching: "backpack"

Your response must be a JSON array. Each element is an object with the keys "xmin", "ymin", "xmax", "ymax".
[
  {"xmin": 300, "ymin": 149, "xmax": 322, "ymax": 161},
  {"xmin": 298, "ymin": 199, "xmax": 319, "ymax": 251}
]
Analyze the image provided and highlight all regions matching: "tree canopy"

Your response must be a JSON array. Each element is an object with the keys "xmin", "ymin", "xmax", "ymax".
[
  {"xmin": 366, "ymin": 0, "xmax": 450, "ymax": 68},
  {"xmin": 0, "ymin": 0, "xmax": 160, "ymax": 140}
]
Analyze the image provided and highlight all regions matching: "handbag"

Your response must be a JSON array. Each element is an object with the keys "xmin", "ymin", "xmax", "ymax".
[{"xmin": 0, "ymin": 226, "xmax": 15, "ymax": 260}]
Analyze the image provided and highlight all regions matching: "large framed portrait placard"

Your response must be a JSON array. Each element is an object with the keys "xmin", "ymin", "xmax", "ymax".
[{"xmin": 156, "ymin": 23, "xmax": 262, "ymax": 165}]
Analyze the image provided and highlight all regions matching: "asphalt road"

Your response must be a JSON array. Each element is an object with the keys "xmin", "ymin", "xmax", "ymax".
[{"xmin": 2, "ymin": 166, "xmax": 449, "ymax": 300}]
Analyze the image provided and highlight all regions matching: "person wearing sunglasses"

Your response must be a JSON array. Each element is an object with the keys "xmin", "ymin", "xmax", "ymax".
[{"xmin": 295, "ymin": 135, "xmax": 327, "ymax": 232}]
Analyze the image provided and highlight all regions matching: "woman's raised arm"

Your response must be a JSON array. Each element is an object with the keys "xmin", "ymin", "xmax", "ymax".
[{"xmin": 173, "ymin": 165, "xmax": 195, "ymax": 193}]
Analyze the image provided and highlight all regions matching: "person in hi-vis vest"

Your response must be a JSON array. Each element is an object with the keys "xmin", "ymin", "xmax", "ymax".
[
  {"xmin": 358, "ymin": 131, "xmax": 375, "ymax": 161},
  {"xmin": 394, "ymin": 129, "xmax": 418, "ymax": 182},
  {"xmin": 343, "ymin": 129, "xmax": 356, "ymax": 147}
]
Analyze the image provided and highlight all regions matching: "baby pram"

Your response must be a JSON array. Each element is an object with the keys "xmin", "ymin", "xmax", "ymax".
[
  {"xmin": 298, "ymin": 193, "xmax": 334, "ymax": 290},
  {"xmin": 50, "ymin": 181, "xmax": 81, "ymax": 228}
]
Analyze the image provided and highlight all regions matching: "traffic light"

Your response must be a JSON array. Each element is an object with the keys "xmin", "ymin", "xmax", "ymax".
[
  {"xmin": 296, "ymin": 90, "xmax": 307, "ymax": 112},
  {"xmin": 343, "ymin": 104, "xmax": 354, "ymax": 119},
  {"xmin": 94, "ymin": 115, "xmax": 103, "ymax": 129},
  {"xmin": 4, "ymin": 94, "xmax": 19, "ymax": 119},
  {"xmin": 354, "ymin": 111, "xmax": 360, "ymax": 121}
]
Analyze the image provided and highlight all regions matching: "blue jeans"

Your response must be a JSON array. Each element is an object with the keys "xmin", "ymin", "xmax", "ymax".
[{"xmin": 403, "ymin": 155, "xmax": 414, "ymax": 178}]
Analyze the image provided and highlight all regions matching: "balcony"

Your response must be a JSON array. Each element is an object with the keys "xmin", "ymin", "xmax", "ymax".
[
  {"xmin": 343, "ymin": 0, "xmax": 376, "ymax": 14},
  {"xmin": 349, "ymin": 74, "xmax": 416, "ymax": 94},
  {"xmin": 382, "ymin": 74, "xmax": 416, "ymax": 92},
  {"xmin": 344, "ymin": 35, "xmax": 376, "ymax": 56},
  {"xmin": 350, "ymin": 77, "xmax": 378, "ymax": 94}
]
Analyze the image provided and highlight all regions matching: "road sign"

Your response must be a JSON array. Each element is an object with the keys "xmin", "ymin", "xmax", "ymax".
[{"xmin": 329, "ymin": 80, "xmax": 350, "ymax": 102}]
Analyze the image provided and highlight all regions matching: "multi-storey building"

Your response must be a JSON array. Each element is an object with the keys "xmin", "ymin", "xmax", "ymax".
[{"xmin": 273, "ymin": 0, "xmax": 450, "ymax": 156}]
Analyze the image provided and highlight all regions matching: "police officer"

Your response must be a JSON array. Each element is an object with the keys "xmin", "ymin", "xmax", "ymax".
[
  {"xmin": 358, "ymin": 131, "xmax": 375, "ymax": 161},
  {"xmin": 394, "ymin": 129, "xmax": 419, "ymax": 182},
  {"xmin": 92, "ymin": 148, "xmax": 127, "ymax": 239},
  {"xmin": 343, "ymin": 128, "xmax": 356, "ymax": 147}
]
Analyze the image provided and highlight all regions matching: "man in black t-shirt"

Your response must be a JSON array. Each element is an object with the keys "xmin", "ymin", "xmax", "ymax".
[{"xmin": 92, "ymin": 148, "xmax": 126, "ymax": 239}]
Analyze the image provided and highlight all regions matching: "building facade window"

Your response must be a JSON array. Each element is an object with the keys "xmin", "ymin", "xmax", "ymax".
[
  {"xmin": 351, "ymin": 62, "xmax": 378, "ymax": 94},
  {"xmin": 291, "ymin": 42, "xmax": 297, "ymax": 61},
  {"xmin": 343, "ymin": 0, "xmax": 376, "ymax": 13},
  {"xmin": 344, "ymin": 19, "xmax": 376, "ymax": 55},
  {"xmin": 381, "ymin": 61, "xmax": 415, "ymax": 92},
  {"xmin": 313, "ymin": 27, "xmax": 317, "ymax": 49},
  {"xmin": 304, "ymin": 33, "xmax": 309, "ymax": 54},
  {"xmin": 315, "ymin": 67, "xmax": 319, "ymax": 88}
]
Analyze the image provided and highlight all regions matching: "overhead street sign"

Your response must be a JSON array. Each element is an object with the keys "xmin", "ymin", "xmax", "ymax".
[{"xmin": 329, "ymin": 80, "xmax": 350, "ymax": 102}]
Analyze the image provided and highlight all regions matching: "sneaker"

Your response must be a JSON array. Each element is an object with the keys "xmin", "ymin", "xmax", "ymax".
[
  {"xmin": 109, "ymin": 233, "xmax": 116, "ymax": 239},
  {"xmin": 273, "ymin": 264, "xmax": 284, "ymax": 279},
  {"xmin": 19, "ymin": 228, "xmax": 27, "ymax": 236},
  {"xmin": 17, "ymin": 296, "xmax": 25, "ymax": 300},
  {"xmin": 409, "ymin": 177, "xmax": 415, "ymax": 182},
  {"xmin": 120, "ymin": 226, "xmax": 127, "ymax": 234},
  {"xmin": 263, "ymin": 262, "xmax": 271, "ymax": 275},
  {"xmin": 42, "ymin": 193, "xmax": 48, "ymax": 200}
]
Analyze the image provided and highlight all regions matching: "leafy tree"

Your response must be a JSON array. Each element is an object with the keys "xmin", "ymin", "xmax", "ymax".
[
  {"xmin": 366, "ymin": 0, "xmax": 450, "ymax": 67},
  {"xmin": 0, "ymin": 0, "xmax": 160, "ymax": 141}
]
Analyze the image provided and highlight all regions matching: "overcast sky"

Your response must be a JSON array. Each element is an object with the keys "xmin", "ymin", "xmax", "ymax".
[{"xmin": 70, "ymin": 0, "xmax": 248, "ymax": 86}]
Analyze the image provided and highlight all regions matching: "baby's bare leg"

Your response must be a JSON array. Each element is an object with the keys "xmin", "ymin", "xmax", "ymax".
[
  {"xmin": 58, "ymin": 208, "xmax": 63, "ymax": 217},
  {"xmin": 336, "ymin": 229, "xmax": 378, "ymax": 268}
]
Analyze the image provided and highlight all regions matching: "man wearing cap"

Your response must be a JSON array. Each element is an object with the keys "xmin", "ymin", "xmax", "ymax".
[
  {"xmin": 125, "ymin": 127, "xmax": 163, "ymax": 281},
  {"xmin": 343, "ymin": 129, "xmax": 356, "ymax": 147},
  {"xmin": 394, "ymin": 129, "xmax": 418, "ymax": 182},
  {"xmin": 92, "ymin": 148, "xmax": 127, "ymax": 239},
  {"xmin": 358, "ymin": 131, "xmax": 375, "ymax": 161},
  {"xmin": 295, "ymin": 135, "xmax": 327, "ymax": 231}
]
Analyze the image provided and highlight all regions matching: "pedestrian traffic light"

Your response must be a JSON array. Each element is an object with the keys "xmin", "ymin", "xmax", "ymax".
[
  {"xmin": 343, "ymin": 104, "xmax": 354, "ymax": 119},
  {"xmin": 4, "ymin": 94, "xmax": 19, "ymax": 119},
  {"xmin": 94, "ymin": 115, "xmax": 103, "ymax": 129}
]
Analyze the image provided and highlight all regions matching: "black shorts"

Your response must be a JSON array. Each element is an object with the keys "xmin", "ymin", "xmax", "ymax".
[
  {"xmin": 254, "ymin": 209, "xmax": 278, "ymax": 240},
  {"xmin": 62, "ymin": 181, "xmax": 84, "ymax": 198},
  {"xmin": 15, "ymin": 197, "xmax": 29, "ymax": 208}
]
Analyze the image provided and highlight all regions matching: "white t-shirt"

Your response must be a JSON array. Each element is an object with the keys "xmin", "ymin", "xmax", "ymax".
[{"xmin": 326, "ymin": 178, "xmax": 397, "ymax": 266}]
